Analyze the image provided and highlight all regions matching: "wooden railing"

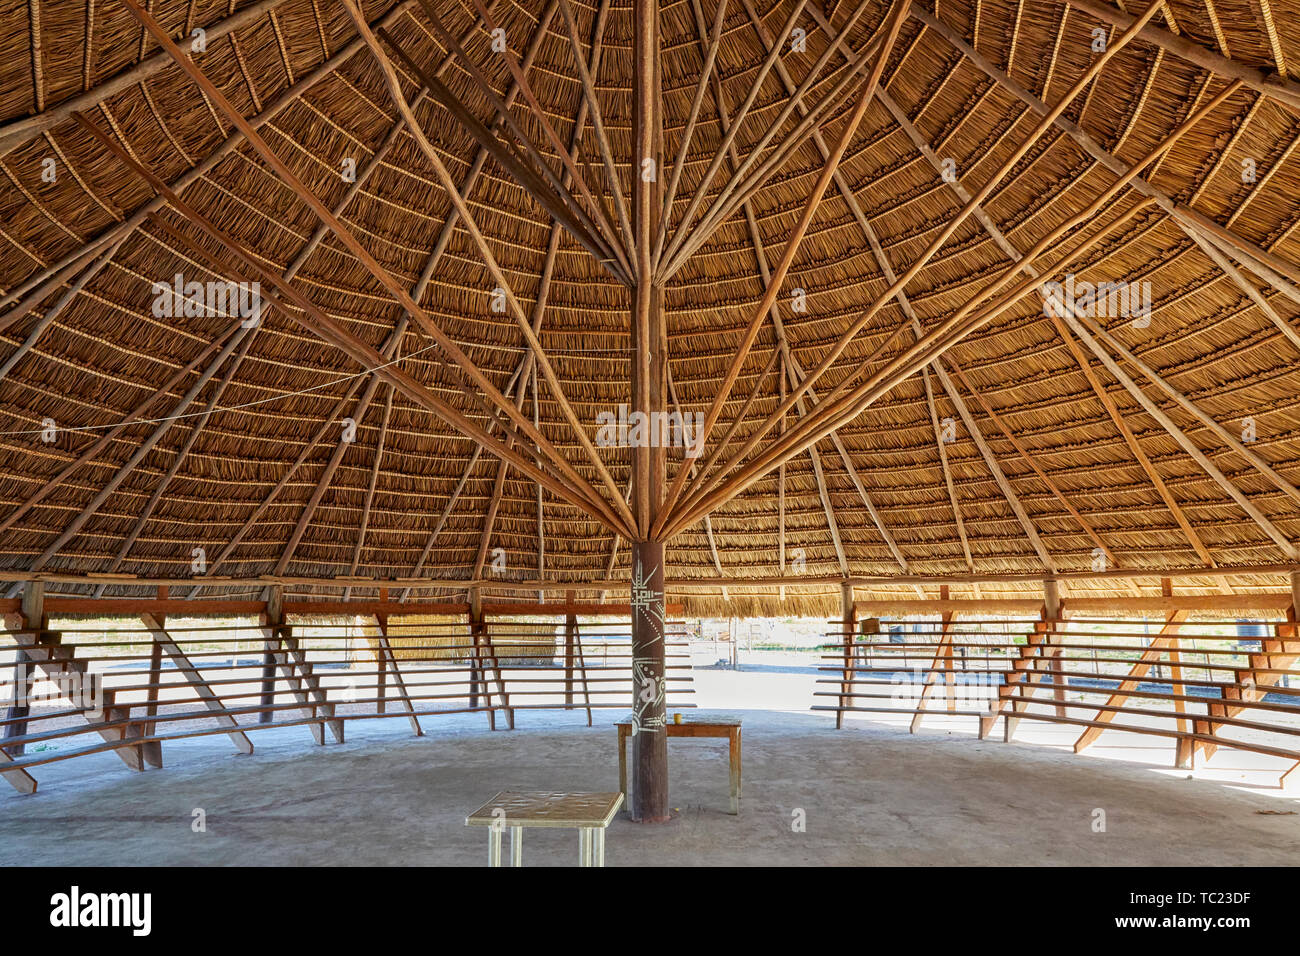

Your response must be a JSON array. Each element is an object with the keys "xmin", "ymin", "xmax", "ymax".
[
  {"xmin": 0, "ymin": 617, "xmax": 693, "ymax": 794},
  {"xmin": 814, "ymin": 611, "xmax": 1300, "ymax": 783}
]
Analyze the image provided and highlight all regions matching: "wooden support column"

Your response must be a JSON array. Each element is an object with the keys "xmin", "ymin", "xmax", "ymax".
[
  {"xmin": 2, "ymin": 580, "xmax": 42, "ymax": 758},
  {"xmin": 627, "ymin": 0, "xmax": 669, "ymax": 824},
  {"xmin": 0, "ymin": 581, "xmax": 41, "ymax": 792},
  {"xmin": 140, "ymin": 585, "xmax": 166, "ymax": 769},
  {"xmin": 372, "ymin": 603, "xmax": 422, "ymax": 736},
  {"xmin": 1044, "ymin": 577, "xmax": 1065, "ymax": 718},
  {"xmin": 837, "ymin": 581, "xmax": 856, "ymax": 729},
  {"xmin": 468, "ymin": 587, "xmax": 490, "ymax": 728},
  {"xmin": 564, "ymin": 589, "xmax": 577, "ymax": 708},
  {"xmin": 258, "ymin": 585, "xmax": 282, "ymax": 724},
  {"xmin": 630, "ymin": 540, "xmax": 668, "ymax": 821}
]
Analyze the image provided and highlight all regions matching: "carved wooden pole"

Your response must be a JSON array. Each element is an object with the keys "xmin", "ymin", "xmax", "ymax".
[{"xmin": 628, "ymin": 0, "xmax": 669, "ymax": 823}]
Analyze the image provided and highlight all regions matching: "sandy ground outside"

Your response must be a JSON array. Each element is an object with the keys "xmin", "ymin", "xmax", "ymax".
[{"xmin": 0, "ymin": 652, "xmax": 1297, "ymax": 866}]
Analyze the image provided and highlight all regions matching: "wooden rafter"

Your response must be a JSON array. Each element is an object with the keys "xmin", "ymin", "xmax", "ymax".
[
  {"xmin": 77, "ymin": 115, "xmax": 628, "ymax": 539},
  {"xmin": 461, "ymin": 0, "xmax": 635, "ymax": 277},
  {"xmin": 663, "ymin": 194, "xmax": 1157, "ymax": 538},
  {"xmin": 338, "ymin": 0, "xmax": 636, "ymax": 537},
  {"xmin": 654, "ymin": 0, "xmax": 813, "ymax": 277},
  {"xmin": 667, "ymin": 60, "xmax": 1240, "ymax": 535},
  {"xmin": 121, "ymin": 0, "xmax": 629, "ymax": 540},
  {"xmin": 663, "ymin": 1, "xmax": 1166, "ymax": 533},
  {"xmin": 653, "ymin": 0, "xmax": 910, "ymax": 540}
]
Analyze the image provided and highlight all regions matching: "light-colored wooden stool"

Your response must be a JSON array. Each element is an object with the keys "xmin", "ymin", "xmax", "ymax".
[{"xmin": 465, "ymin": 790, "xmax": 624, "ymax": 867}]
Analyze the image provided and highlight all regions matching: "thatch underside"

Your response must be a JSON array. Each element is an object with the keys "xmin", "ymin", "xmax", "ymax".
[{"xmin": 0, "ymin": 0, "xmax": 1297, "ymax": 613}]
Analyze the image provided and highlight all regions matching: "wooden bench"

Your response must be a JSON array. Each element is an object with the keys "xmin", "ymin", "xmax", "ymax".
[{"xmin": 465, "ymin": 790, "xmax": 623, "ymax": 866}]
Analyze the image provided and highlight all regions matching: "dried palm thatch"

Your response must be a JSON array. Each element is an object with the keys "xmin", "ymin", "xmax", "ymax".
[{"xmin": 0, "ymin": 0, "xmax": 1296, "ymax": 619}]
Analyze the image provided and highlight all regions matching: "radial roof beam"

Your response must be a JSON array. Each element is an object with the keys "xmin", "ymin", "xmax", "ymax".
[
  {"xmin": 272, "ymin": 0, "xmax": 577, "ymax": 579},
  {"xmin": 662, "ymin": 196, "xmax": 1156, "ymax": 538},
  {"xmin": 665, "ymin": 367, "xmax": 730, "ymax": 598},
  {"xmin": 1062, "ymin": 0, "xmax": 1300, "ymax": 113},
  {"xmin": 339, "ymin": 0, "xmax": 635, "ymax": 536},
  {"xmin": 652, "ymin": 0, "xmax": 728, "ymax": 269},
  {"xmin": 661, "ymin": 0, "xmax": 882, "ymax": 274},
  {"xmin": 78, "ymin": 115, "xmax": 629, "ymax": 540},
  {"xmin": 1065, "ymin": 316, "xmax": 1298, "ymax": 559},
  {"xmin": 653, "ymin": 0, "xmax": 910, "ymax": 540},
  {"xmin": 15, "ymin": 314, "xmax": 259, "ymax": 585},
  {"xmin": 737, "ymin": 0, "xmax": 975, "ymax": 582},
  {"xmin": 121, "ymin": 0, "xmax": 627, "ymax": 538},
  {"xmin": 395, "ymin": 2, "xmax": 630, "ymax": 284},
  {"xmin": 0, "ymin": 314, "xmax": 243, "ymax": 539},
  {"xmin": 844, "ymin": 22, "xmax": 1222, "ymax": 568},
  {"xmin": 872, "ymin": 78, "xmax": 1300, "ymax": 549},
  {"xmin": 0, "ymin": 0, "xmax": 307, "ymax": 156},
  {"xmin": 273, "ymin": 319, "xmax": 410, "ymax": 576},
  {"xmin": 654, "ymin": 0, "xmax": 813, "ymax": 277},
  {"xmin": 676, "ymin": 53, "xmax": 1244, "ymax": 533},
  {"xmin": 0, "ymin": 0, "xmax": 436, "ymax": 325},
  {"xmin": 92, "ymin": 321, "xmax": 259, "ymax": 596},
  {"xmin": 0, "ymin": 236, "xmax": 125, "ymax": 387},
  {"xmin": 664, "ymin": 0, "xmax": 1166, "ymax": 529},
  {"xmin": 431, "ymin": 0, "xmax": 617, "ymax": 587},
  {"xmin": 907, "ymin": 5, "xmax": 1300, "ymax": 345},
  {"xmin": 458, "ymin": 0, "xmax": 634, "ymax": 278},
  {"xmin": 679, "ymin": 7, "xmax": 865, "ymax": 581}
]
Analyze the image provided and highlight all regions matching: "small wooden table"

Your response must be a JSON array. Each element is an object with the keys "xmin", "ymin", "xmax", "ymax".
[
  {"xmin": 615, "ymin": 715, "xmax": 742, "ymax": 814},
  {"xmin": 465, "ymin": 791, "xmax": 623, "ymax": 867}
]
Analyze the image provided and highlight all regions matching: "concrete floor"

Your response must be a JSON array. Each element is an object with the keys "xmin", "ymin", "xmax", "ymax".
[{"xmin": 2, "ymin": 689, "xmax": 1298, "ymax": 865}]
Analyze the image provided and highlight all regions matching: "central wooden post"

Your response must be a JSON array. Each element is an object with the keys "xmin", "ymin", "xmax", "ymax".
[{"xmin": 629, "ymin": 0, "xmax": 669, "ymax": 823}]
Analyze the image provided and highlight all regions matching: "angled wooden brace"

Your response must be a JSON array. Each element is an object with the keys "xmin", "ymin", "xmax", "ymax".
[{"xmin": 139, "ymin": 614, "xmax": 253, "ymax": 755}]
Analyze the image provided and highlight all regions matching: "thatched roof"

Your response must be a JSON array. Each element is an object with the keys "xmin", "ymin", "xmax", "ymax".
[{"xmin": 0, "ymin": 0, "xmax": 1297, "ymax": 614}]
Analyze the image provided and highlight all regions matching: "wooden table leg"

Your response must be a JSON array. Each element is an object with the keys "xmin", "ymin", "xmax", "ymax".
[
  {"xmin": 510, "ymin": 826, "xmax": 523, "ymax": 867},
  {"xmin": 729, "ymin": 728, "xmax": 741, "ymax": 814},
  {"xmin": 489, "ymin": 827, "xmax": 502, "ymax": 867},
  {"xmin": 577, "ymin": 828, "xmax": 589, "ymax": 867},
  {"xmin": 617, "ymin": 726, "xmax": 628, "ymax": 803},
  {"xmin": 595, "ymin": 827, "xmax": 605, "ymax": 867}
]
